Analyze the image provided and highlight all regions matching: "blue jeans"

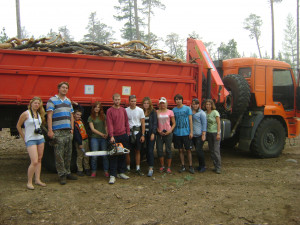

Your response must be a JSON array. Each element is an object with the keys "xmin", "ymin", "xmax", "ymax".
[
  {"xmin": 192, "ymin": 137, "xmax": 206, "ymax": 168},
  {"xmin": 90, "ymin": 137, "xmax": 109, "ymax": 172},
  {"xmin": 142, "ymin": 132, "xmax": 155, "ymax": 167}
]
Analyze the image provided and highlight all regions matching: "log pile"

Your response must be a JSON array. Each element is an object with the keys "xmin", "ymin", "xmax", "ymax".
[{"xmin": 0, "ymin": 35, "xmax": 183, "ymax": 63}]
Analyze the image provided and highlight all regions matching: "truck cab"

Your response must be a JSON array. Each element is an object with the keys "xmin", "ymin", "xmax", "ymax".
[{"xmin": 220, "ymin": 58, "xmax": 300, "ymax": 157}]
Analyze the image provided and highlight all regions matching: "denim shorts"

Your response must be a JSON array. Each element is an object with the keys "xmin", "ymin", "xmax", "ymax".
[{"xmin": 26, "ymin": 138, "xmax": 45, "ymax": 147}]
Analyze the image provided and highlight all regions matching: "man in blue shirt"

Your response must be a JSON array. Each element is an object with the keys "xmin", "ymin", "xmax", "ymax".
[
  {"xmin": 46, "ymin": 82, "xmax": 77, "ymax": 185},
  {"xmin": 173, "ymin": 94, "xmax": 194, "ymax": 174}
]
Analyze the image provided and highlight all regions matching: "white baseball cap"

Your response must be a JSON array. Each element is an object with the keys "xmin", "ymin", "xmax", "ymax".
[{"xmin": 159, "ymin": 97, "xmax": 167, "ymax": 104}]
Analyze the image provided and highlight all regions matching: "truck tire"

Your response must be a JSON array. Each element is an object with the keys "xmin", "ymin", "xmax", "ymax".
[
  {"xmin": 222, "ymin": 74, "xmax": 250, "ymax": 116},
  {"xmin": 250, "ymin": 118, "xmax": 286, "ymax": 158},
  {"xmin": 42, "ymin": 139, "xmax": 78, "ymax": 173}
]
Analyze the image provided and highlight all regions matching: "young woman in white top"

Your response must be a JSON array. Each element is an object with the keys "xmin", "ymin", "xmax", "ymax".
[{"xmin": 16, "ymin": 97, "xmax": 46, "ymax": 190}]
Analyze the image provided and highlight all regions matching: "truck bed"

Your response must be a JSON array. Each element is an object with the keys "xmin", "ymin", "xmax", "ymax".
[{"xmin": 0, "ymin": 49, "xmax": 200, "ymax": 107}]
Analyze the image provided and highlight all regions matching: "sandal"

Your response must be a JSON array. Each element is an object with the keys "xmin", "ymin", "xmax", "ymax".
[
  {"xmin": 27, "ymin": 184, "xmax": 35, "ymax": 190},
  {"xmin": 35, "ymin": 181, "xmax": 46, "ymax": 187}
]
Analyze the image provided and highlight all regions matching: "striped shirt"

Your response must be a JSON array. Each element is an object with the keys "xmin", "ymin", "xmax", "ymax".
[
  {"xmin": 46, "ymin": 95, "xmax": 74, "ymax": 130},
  {"xmin": 145, "ymin": 116, "xmax": 150, "ymax": 132}
]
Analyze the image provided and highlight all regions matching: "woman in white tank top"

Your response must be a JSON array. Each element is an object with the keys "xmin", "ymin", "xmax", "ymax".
[{"xmin": 16, "ymin": 97, "xmax": 46, "ymax": 190}]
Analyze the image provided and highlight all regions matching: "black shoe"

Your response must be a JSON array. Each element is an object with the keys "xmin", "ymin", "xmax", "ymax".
[
  {"xmin": 59, "ymin": 175, "xmax": 66, "ymax": 185},
  {"xmin": 136, "ymin": 169, "xmax": 144, "ymax": 176},
  {"xmin": 85, "ymin": 169, "xmax": 91, "ymax": 176},
  {"xmin": 189, "ymin": 166, "xmax": 195, "ymax": 174},
  {"xmin": 215, "ymin": 168, "xmax": 221, "ymax": 174},
  {"xmin": 77, "ymin": 171, "xmax": 84, "ymax": 176},
  {"xmin": 66, "ymin": 174, "xmax": 78, "ymax": 180},
  {"xmin": 178, "ymin": 165, "xmax": 186, "ymax": 173}
]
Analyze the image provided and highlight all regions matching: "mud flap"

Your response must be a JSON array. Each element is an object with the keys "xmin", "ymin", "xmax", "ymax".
[{"xmin": 238, "ymin": 111, "xmax": 264, "ymax": 151}]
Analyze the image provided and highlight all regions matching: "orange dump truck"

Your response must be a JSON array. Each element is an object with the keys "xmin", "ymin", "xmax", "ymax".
[{"xmin": 0, "ymin": 38, "xmax": 299, "ymax": 170}]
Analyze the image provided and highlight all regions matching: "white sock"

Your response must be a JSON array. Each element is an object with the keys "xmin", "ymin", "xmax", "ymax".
[
  {"xmin": 127, "ymin": 165, "xmax": 130, "ymax": 171},
  {"xmin": 136, "ymin": 165, "xmax": 140, "ymax": 170}
]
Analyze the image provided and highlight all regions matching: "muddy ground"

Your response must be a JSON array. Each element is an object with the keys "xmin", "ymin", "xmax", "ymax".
[{"xmin": 0, "ymin": 128, "xmax": 300, "ymax": 225}]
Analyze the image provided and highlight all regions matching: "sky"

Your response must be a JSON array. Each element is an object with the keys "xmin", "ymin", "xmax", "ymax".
[{"xmin": 0, "ymin": 0, "xmax": 297, "ymax": 57}]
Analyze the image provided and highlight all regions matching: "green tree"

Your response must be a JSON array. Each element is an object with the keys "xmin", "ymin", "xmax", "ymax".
[
  {"xmin": 142, "ymin": 0, "xmax": 165, "ymax": 44},
  {"xmin": 58, "ymin": 26, "xmax": 73, "ymax": 42},
  {"xmin": 21, "ymin": 26, "xmax": 31, "ymax": 39},
  {"xmin": 217, "ymin": 39, "xmax": 240, "ymax": 60},
  {"xmin": 165, "ymin": 33, "xmax": 185, "ymax": 60},
  {"xmin": 83, "ymin": 12, "xmax": 114, "ymax": 44},
  {"xmin": 114, "ymin": 0, "xmax": 144, "ymax": 41},
  {"xmin": 142, "ymin": 32, "xmax": 161, "ymax": 47},
  {"xmin": 0, "ymin": 27, "xmax": 9, "ymax": 43},
  {"xmin": 269, "ymin": 0, "xmax": 282, "ymax": 59},
  {"xmin": 244, "ymin": 13, "xmax": 263, "ymax": 58},
  {"xmin": 282, "ymin": 13, "xmax": 297, "ymax": 70}
]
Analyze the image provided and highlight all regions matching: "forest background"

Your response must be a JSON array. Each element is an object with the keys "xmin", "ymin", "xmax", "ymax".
[{"xmin": 0, "ymin": 0, "xmax": 299, "ymax": 73}]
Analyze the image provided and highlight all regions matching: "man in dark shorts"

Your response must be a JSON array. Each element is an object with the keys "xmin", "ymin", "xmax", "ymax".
[
  {"xmin": 172, "ymin": 94, "xmax": 194, "ymax": 174},
  {"xmin": 125, "ymin": 95, "xmax": 145, "ymax": 175}
]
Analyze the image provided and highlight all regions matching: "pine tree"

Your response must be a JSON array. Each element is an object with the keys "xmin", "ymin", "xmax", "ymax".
[
  {"xmin": 141, "ymin": 0, "xmax": 165, "ymax": 44},
  {"xmin": 282, "ymin": 13, "xmax": 297, "ymax": 70},
  {"xmin": 0, "ymin": 27, "xmax": 9, "ymax": 43},
  {"xmin": 244, "ymin": 13, "xmax": 263, "ymax": 58},
  {"xmin": 83, "ymin": 12, "xmax": 114, "ymax": 44},
  {"xmin": 58, "ymin": 26, "xmax": 73, "ymax": 42}
]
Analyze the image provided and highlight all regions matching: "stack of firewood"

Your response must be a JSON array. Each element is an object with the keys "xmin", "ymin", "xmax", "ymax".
[{"xmin": 0, "ymin": 35, "xmax": 183, "ymax": 63}]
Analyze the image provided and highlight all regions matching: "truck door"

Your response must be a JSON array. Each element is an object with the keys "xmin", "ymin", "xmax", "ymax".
[{"xmin": 273, "ymin": 69, "xmax": 294, "ymax": 112}]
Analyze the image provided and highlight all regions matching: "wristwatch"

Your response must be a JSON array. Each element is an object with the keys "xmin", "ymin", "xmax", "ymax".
[
  {"xmin": 217, "ymin": 131, "xmax": 221, "ymax": 134},
  {"xmin": 142, "ymin": 134, "xmax": 145, "ymax": 136}
]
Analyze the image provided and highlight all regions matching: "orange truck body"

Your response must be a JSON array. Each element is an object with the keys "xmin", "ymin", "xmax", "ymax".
[{"xmin": 0, "ymin": 38, "xmax": 299, "ymax": 160}]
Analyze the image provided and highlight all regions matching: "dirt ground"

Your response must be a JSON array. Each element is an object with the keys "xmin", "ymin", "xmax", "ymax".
[{"xmin": 0, "ymin": 128, "xmax": 300, "ymax": 225}]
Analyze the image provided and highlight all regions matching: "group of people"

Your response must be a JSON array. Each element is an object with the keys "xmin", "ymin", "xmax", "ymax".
[{"xmin": 16, "ymin": 81, "xmax": 222, "ymax": 189}]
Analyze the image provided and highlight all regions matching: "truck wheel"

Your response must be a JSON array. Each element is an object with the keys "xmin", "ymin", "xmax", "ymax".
[
  {"xmin": 42, "ymin": 139, "xmax": 78, "ymax": 173},
  {"xmin": 222, "ymin": 74, "xmax": 250, "ymax": 116},
  {"xmin": 250, "ymin": 118, "xmax": 286, "ymax": 158}
]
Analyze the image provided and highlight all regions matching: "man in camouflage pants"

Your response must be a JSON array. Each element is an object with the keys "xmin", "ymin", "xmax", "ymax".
[{"xmin": 46, "ymin": 81, "xmax": 77, "ymax": 185}]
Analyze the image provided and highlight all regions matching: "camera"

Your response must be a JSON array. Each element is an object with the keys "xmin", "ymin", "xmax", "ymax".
[
  {"xmin": 34, "ymin": 128, "xmax": 43, "ymax": 135},
  {"xmin": 162, "ymin": 129, "xmax": 167, "ymax": 133}
]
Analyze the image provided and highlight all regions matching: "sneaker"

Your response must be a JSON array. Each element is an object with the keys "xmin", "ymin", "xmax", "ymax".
[
  {"xmin": 147, "ymin": 169, "xmax": 153, "ymax": 177},
  {"xmin": 136, "ymin": 169, "xmax": 144, "ymax": 176},
  {"xmin": 197, "ymin": 167, "xmax": 206, "ymax": 173},
  {"xmin": 59, "ymin": 175, "xmax": 66, "ymax": 185},
  {"xmin": 85, "ymin": 169, "xmax": 91, "ymax": 176},
  {"xmin": 76, "ymin": 171, "xmax": 84, "ymax": 176},
  {"xmin": 215, "ymin": 168, "xmax": 221, "ymax": 174},
  {"xmin": 66, "ymin": 174, "xmax": 78, "ymax": 180},
  {"xmin": 117, "ymin": 173, "xmax": 130, "ymax": 179},
  {"xmin": 159, "ymin": 167, "xmax": 165, "ymax": 173},
  {"xmin": 189, "ymin": 166, "xmax": 195, "ymax": 174},
  {"xmin": 178, "ymin": 165, "xmax": 186, "ymax": 173},
  {"xmin": 91, "ymin": 172, "xmax": 96, "ymax": 178},
  {"xmin": 104, "ymin": 171, "xmax": 109, "ymax": 178},
  {"xmin": 109, "ymin": 176, "xmax": 116, "ymax": 184},
  {"xmin": 166, "ymin": 168, "xmax": 172, "ymax": 174}
]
